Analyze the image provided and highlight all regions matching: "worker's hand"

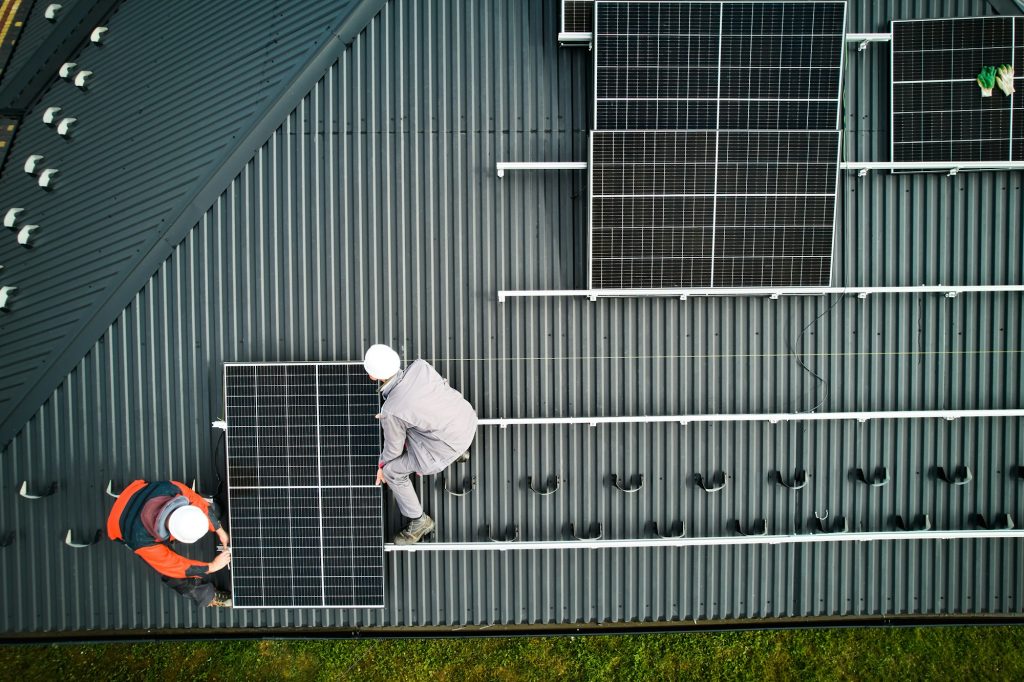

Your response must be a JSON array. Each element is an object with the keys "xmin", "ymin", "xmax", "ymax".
[
  {"xmin": 375, "ymin": 468, "xmax": 386, "ymax": 486},
  {"xmin": 209, "ymin": 549, "xmax": 232, "ymax": 572},
  {"xmin": 216, "ymin": 527, "xmax": 230, "ymax": 547}
]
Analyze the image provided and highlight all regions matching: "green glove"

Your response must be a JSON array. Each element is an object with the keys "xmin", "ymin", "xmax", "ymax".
[{"xmin": 977, "ymin": 66, "xmax": 997, "ymax": 96}]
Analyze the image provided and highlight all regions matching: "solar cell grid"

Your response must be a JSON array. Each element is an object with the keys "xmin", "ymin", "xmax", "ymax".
[
  {"xmin": 590, "ymin": 129, "xmax": 838, "ymax": 289},
  {"xmin": 590, "ymin": 2, "xmax": 844, "ymax": 290},
  {"xmin": 225, "ymin": 362, "xmax": 384, "ymax": 609},
  {"xmin": 891, "ymin": 16, "xmax": 1021, "ymax": 163}
]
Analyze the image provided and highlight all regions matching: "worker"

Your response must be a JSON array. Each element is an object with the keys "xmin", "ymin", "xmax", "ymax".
[
  {"xmin": 365, "ymin": 344, "xmax": 478, "ymax": 545},
  {"xmin": 107, "ymin": 479, "xmax": 233, "ymax": 607}
]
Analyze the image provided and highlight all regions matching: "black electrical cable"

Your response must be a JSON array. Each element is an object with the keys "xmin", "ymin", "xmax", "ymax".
[{"xmin": 789, "ymin": 293, "xmax": 846, "ymax": 413}]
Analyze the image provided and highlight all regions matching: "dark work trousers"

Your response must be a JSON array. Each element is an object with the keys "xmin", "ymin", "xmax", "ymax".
[{"xmin": 161, "ymin": 498, "xmax": 232, "ymax": 606}]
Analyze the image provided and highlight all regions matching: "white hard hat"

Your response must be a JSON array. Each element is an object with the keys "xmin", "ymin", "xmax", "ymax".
[
  {"xmin": 167, "ymin": 505, "xmax": 208, "ymax": 544},
  {"xmin": 364, "ymin": 344, "xmax": 401, "ymax": 380}
]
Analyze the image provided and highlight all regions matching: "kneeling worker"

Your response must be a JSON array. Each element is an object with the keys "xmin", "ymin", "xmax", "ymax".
[
  {"xmin": 365, "ymin": 344, "xmax": 478, "ymax": 545},
  {"xmin": 107, "ymin": 479, "xmax": 233, "ymax": 607}
]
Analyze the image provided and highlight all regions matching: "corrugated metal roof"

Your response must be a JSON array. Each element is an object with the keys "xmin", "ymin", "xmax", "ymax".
[
  {"xmin": 0, "ymin": 0, "xmax": 383, "ymax": 450},
  {"xmin": 1, "ymin": 0, "xmax": 1023, "ymax": 636},
  {"xmin": 0, "ymin": 0, "xmax": 79, "ymax": 90}
]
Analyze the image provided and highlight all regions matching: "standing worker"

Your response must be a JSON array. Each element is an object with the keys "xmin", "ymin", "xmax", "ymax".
[
  {"xmin": 364, "ymin": 344, "xmax": 478, "ymax": 545},
  {"xmin": 107, "ymin": 479, "xmax": 233, "ymax": 607}
]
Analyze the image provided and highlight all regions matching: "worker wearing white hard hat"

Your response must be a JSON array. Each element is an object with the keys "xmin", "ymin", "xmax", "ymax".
[
  {"xmin": 365, "ymin": 344, "xmax": 478, "ymax": 544},
  {"xmin": 107, "ymin": 479, "xmax": 233, "ymax": 607}
]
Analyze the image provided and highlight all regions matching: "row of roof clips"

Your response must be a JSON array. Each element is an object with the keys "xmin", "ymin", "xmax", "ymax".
[
  {"xmin": 440, "ymin": 465, "xmax": 999, "ymax": 497},
  {"xmin": 0, "ymin": 23, "xmax": 107, "ymax": 312},
  {"xmin": 477, "ymin": 511, "xmax": 1018, "ymax": 544},
  {"xmin": 0, "ymin": 479, "xmax": 202, "ymax": 549}
]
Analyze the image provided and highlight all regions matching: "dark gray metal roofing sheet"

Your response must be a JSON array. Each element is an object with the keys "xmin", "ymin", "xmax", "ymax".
[
  {"xmin": 1, "ymin": 0, "xmax": 1024, "ymax": 635},
  {"xmin": 0, "ymin": 0, "xmax": 79, "ymax": 90},
  {"xmin": 0, "ymin": 0, "xmax": 383, "ymax": 450}
]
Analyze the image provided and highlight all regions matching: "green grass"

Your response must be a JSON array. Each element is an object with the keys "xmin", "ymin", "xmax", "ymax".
[{"xmin": 2, "ymin": 626, "xmax": 1023, "ymax": 681}]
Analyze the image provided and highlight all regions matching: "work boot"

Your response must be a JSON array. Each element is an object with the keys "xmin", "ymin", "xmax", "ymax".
[
  {"xmin": 209, "ymin": 590, "xmax": 233, "ymax": 608},
  {"xmin": 394, "ymin": 514, "xmax": 435, "ymax": 545},
  {"xmin": 456, "ymin": 450, "xmax": 471, "ymax": 464}
]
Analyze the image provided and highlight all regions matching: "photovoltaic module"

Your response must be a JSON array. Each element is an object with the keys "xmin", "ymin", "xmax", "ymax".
[{"xmin": 224, "ymin": 362, "xmax": 384, "ymax": 609}]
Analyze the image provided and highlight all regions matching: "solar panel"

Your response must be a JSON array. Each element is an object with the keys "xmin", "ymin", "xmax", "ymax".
[
  {"xmin": 563, "ymin": 0, "xmax": 594, "ymax": 34},
  {"xmin": 594, "ymin": 2, "xmax": 845, "ymax": 131},
  {"xmin": 590, "ymin": 129, "xmax": 838, "ymax": 288},
  {"xmin": 224, "ymin": 362, "xmax": 384, "ymax": 609},
  {"xmin": 891, "ymin": 17, "xmax": 1023, "ymax": 163},
  {"xmin": 589, "ymin": 1, "xmax": 845, "ymax": 289}
]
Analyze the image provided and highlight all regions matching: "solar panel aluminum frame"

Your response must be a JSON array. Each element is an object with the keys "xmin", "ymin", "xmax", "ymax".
[
  {"xmin": 588, "ymin": 1, "xmax": 846, "ymax": 292},
  {"xmin": 889, "ymin": 15, "xmax": 1020, "ymax": 169},
  {"xmin": 224, "ymin": 361, "xmax": 385, "ymax": 610}
]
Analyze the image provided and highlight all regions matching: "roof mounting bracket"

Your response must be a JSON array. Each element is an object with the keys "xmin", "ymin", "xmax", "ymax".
[
  {"xmin": 732, "ymin": 519, "xmax": 768, "ymax": 536},
  {"xmin": 649, "ymin": 521, "xmax": 686, "ymax": 539},
  {"xmin": 570, "ymin": 522, "xmax": 603, "ymax": 541},
  {"xmin": 527, "ymin": 474, "xmax": 560, "ymax": 496},
  {"xmin": 19, "ymin": 480, "xmax": 57, "ymax": 499},
  {"xmin": 857, "ymin": 168, "xmax": 868, "ymax": 176},
  {"xmin": 442, "ymin": 473, "xmax": 476, "ymax": 497},
  {"xmin": 0, "ymin": 531, "xmax": 13, "ymax": 547},
  {"xmin": 65, "ymin": 528, "xmax": 101, "ymax": 548},
  {"xmin": 105, "ymin": 481, "xmax": 123, "ymax": 498},
  {"xmin": 854, "ymin": 466, "xmax": 890, "ymax": 487},
  {"xmin": 611, "ymin": 473, "xmax": 644, "ymax": 493},
  {"xmin": 485, "ymin": 523, "xmax": 519, "ymax": 543},
  {"xmin": 894, "ymin": 514, "xmax": 932, "ymax": 531},
  {"xmin": 947, "ymin": 168, "xmax": 959, "ymax": 177},
  {"xmin": 772, "ymin": 469, "xmax": 807, "ymax": 490},
  {"xmin": 694, "ymin": 471, "xmax": 726, "ymax": 493},
  {"xmin": 973, "ymin": 513, "xmax": 1015, "ymax": 530},
  {"xmin": 812, "ymin": 514, "xmax": 848, "ymax": 533},
  {"xmin": 936, "ymin": 465, "xmax": 973, "ymax": 486}
]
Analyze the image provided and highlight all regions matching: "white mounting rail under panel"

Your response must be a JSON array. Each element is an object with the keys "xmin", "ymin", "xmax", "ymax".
[
  {"xmin": 497, "ymin": 285, "xmax": 1024, "ymax": 302},
  {"xmin": 557, "ymin": 31, "xmax": 891, "ymax": 46},
  {"xmin": 386, "ymin": 528, "xmax": 1024, "ymax": 552},
  {"xmin": 477, "ymin": 409, "xmax": 1024, "ymax": 429},
  {"xmin": 496, "ymin": 161, "xmax": 588, "ymax": 177}
]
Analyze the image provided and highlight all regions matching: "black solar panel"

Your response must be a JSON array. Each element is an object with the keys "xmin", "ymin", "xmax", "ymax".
[
  {"xmin": 589, "ymin": 2, "xmax": 844, "ymax": 289},
  {"xmin": 590, "ymin": 130, "xmax": 838, "ymax": 288},
  {"xmin": 892, "ymin": 16, "xmax": 1023, "ymax": 163},
  {"xmin": 563, "ymin": 0, "xmax": 593, "ymax": 34},
  {"xmin": 224, "ymin": 362, "xmax": 384, "ymax": 609},
  {"xmin": 594, "ymin": 1, "xmax": 845, "ymax": 131}
]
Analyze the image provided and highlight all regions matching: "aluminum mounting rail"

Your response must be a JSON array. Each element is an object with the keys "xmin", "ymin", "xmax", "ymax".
[
  {"xmin": 385, "ymin": 528, "xmax": 1024, "ymax": 552},
  {"xmin": 496, "ymin": 161, "xmax": 588, "ymax": 177},
  {"xmin": 497, "ymin": 284, "xmax": 1024, "ymax": 302},
  {"xmin": 846, "ymin": 32, "xmax": 891, "ymax": 50},
  {"xmin": 842, "ymin": 160, "xmax": 1024, "ymax": 176},
  {"xmin": 476, "ymin": 409, "xmax": 1024, "ymax": 429},
  {"xmin": 556, "ymin": 32, "xmax": 892, "ymax": 47}
]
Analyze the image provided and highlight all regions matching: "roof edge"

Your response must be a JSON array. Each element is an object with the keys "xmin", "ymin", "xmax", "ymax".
[{"xmin": 0, "ymin": 0, "xmax": 390, "ymax": 451}]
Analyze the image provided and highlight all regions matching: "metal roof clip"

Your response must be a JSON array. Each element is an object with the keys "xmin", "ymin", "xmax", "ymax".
[
  {"xmin": 732, "ymin": 519, "xmax": 767, "ymax": 536},
  {"xmin": 772, "ymin": 469, "xmax": 807, "ymax": 490},
  {"xmin": 854, "ymin": 466, "xmax": 889, "ymax": 487},
  {"xmin": 694, "ymin": 471, "xmax": 726, "ymax": 493},
  {"xmin": 58, "ymin": 62, "xmax": 76, "ymax": 79},
  {"xmin": 19, "ymin": 481, "xmax": 57, "ymax": 499},
  {"xmin": 3, "ymin": 207, "xmax": 23, "ymax": 227},
  {"xmin": 935, "ymin": 465, "xmax": 972, "ymax": 486},
  {"xmin": 65, "ymin": 529, "xmax": 102, "ymax": 548},
  {"xmin": 527, "ymin": 474, "xmax": 560, "ymax": 496},
  {"xmin": 973, "ymin": 513, "xmax": 1015, "ymax": 531},
  {"xmin": 570, "ymin": 521, "xmax": 602, "ymax": 541},
  {"xmin": 91, "ymin": 27, "xmax": 108, "ymax": 43},
  {"xmin": 42, "ymin": 107, "xmax": 61, "ymax": 125},
  {"xmin": 484, "ymin": 523, "xmax": 519, "ymax": 543},
  {"xmin": 442, "ymin": 473, "xmax": 476, "ymax": 497},
  {"xmin": 45, "ymin": 4, "xmax": 62, "ymax": 21},
  {"xmin": 610, "ymin": 473, "xmax": 643, "ymax": 493}
]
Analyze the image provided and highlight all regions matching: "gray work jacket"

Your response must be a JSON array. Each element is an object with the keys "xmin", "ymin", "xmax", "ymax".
[{"xmin": 378, "ymin": 359, "xmax": 478, "ymax": 474}]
